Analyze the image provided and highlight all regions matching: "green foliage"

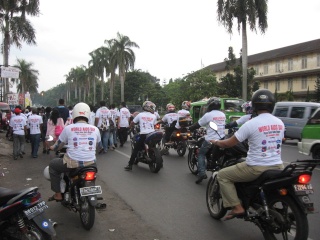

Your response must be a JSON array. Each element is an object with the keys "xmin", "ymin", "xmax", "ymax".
[{"xmin": 314, "ymin": 76, "xmax": 320, "ymax": 102}]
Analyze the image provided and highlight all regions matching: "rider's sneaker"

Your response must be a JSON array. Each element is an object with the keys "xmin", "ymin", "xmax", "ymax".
[
  {"xmin": 164, "ymin": 141, "xmax": 174, "ymax": 146},
  {"xmin": 124, "ymin": 165, "xmax": 132, "ymax": 171}
]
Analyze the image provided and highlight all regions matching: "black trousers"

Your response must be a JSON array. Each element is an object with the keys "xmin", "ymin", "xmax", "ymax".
[
  {"xmin": 118, "ymin": 127, "xmax": 128, "ymax": 145},
  {"xmin": 128, "ymin": 134, "xmax": 147, "ymax": 165}
]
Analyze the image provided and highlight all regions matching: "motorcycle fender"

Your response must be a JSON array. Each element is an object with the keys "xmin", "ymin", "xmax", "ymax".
[
  {"xmin": 211, "ymin": 171, "xmax": 218, "ymax": 179},
  {"xmin": 32, "ymin": 213, "xmax": 56, "ymax": 236},
  {"xmin": 87, "ymin": 195, "xmax": 98, "ymax": 207}
]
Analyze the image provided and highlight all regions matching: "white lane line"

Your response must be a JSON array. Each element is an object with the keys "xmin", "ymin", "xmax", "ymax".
[{"xmin": 114, "ymin": 149, "xmax": 130, "ymax": 158}]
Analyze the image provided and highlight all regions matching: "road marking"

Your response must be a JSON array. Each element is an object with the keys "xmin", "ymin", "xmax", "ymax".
[{"xmin": 114, "ymin": 149, "xmax": 130, "ymax": 159}]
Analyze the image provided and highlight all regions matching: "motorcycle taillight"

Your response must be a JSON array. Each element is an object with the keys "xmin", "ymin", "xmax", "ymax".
[
  {"xmin": 83, "ymin": 171, "xmax": 96, "ymax": 181},
  {"xmin": 22, "ymin": 192, "xmax": 41, "ymax": 206},
  {"xmin": 298, "ymin": 174, "xmax": 311, "ymax": 184}
]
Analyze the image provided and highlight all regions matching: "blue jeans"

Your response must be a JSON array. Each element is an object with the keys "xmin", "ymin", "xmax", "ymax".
[
  {"xmin": 99, "ymin": 130, "xmax": 113, "ymax": 152},
  {"xmin": 13, "ymin": 134, "xmax": 25, "ymax": 158},
  {"xmin": 30, "ymin": 133, "xmax": 41, "ymax": 157},
  {"xmin": 197, "ymin": 140, "xmax": 212, "ymax": 176}
]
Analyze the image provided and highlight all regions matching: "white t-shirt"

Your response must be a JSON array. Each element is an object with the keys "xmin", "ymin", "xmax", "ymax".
[
  {"xmin": 175, "ymin": 109, "xmax": 191, "ymax": 129},
  {"xmin": 117, "ymin": 107, "xmax": 130, "ymax": 127},
  {"xmin": 59, "ymin": 122, "xmax": 101, "ymax": 162},
  {"xmin": 89, "ymin": 111, "xmax": 96, "ymax": 126},
  {"xmin": 9, "ymin": 115, "xmax": 27, "ymax": 135},
  {"xmin": 236, "ymin": 114, "xmax": 252, "ymax": 126},
  {"xmin": 162, "ymin": 112, "xmax": 179, "ymax": 125},
  {"xmin": 235, "ymin": 113, "xmax": 284, "ymax": 166},
  {"xmin": 109, "ymin": 108, "xmax": 118, "ymax": 126},
  {"xmin": 28, "ymin": 115, "xmax": 43, "ymax": 134},
  {"xmin": 133, "ymin": 111, "xmax": 157, "ymax": 134},
  {"xmin": 95, "ymin": 107, "xmax": 110, "ymax": 129},
  {"xmin": 198, "ymin": 110, "xmax": 226, "ymax": 141}
]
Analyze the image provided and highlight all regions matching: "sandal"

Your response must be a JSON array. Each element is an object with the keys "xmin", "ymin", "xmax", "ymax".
[
  {"xmin": 224, "ymin": 211, "xmax": 246, "ymax": 221},
  {"xmin": 48, "ymin": 195, "xmax": 63, "ymax": 202}
]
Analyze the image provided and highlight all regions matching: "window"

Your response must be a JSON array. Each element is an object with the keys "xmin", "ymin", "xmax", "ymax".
[
  {"xmin": 264, "ymin": 81, "xmax": 268, "ymax": 89},
  {"xmin": 317, "ymin": 54, "xmax": 320, "ymax": 67},
  {"xmin": 287, "ymin": 78, "xmax": 293, "ymax": 91},
  {"xmin": 276, "ymin": 80, "xmax": 280, "ymax": 91},
  {"xmin": 290, "ymin": 107, "xmax": 305, "ymax": 119},
  {"xmin": 302, "ymin": 56, "xmax": 307, "ymax": 69},
  {"xmin": 275, "ymin": 61, "xmax": 280, "ymax": 72},
  {"xmin": 301, "ymin": 77, "xmax": 307, "ymax": 89},
  {"xmin": 274, "ymin": 107, "xmax": 288, "ymax": 117},
  {"xmin": 309, "ymin": 109, "xmax": 320, "ymax": 124},
  {"xmin": 263, "ymin": 64, "xmax": 268, "ymax": 74},
  {"xmin": 254, "ymin": 66, "xmax": 259, "ymax": 75},
  {"xmin": 288, "ymin": 58, "xmax": 293, "ymax": 71}
]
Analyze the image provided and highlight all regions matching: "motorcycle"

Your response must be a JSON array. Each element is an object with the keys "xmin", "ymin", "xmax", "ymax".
[
  {"xmin": 161, "ymin": 121, "xmax": 191, "ymax": 157},
  {"xmin": 44, "ymin": 136, "xmax": 106, "ymax": 231},
  {"xmin": 131, "ymin": 126, "xmax": 164, "ymax": 173},
  {"xmin": 0, "ymin": 186, "xmax": 56, "ymax": 240},
  {"xmin": 206, "ymin": 122, "xmax": 318, "ymax": 240},
  {"xmin": 187, "ymin": 126, "xmax": 247, "ymax": 175}
]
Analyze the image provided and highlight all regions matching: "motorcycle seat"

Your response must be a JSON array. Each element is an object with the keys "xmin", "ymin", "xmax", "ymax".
[
  {"xmin": 68, "ymin": 166, "xmax": 98, "ymax": 178},
  {"xmin": 239, "ymin": 169, "xmax": 286, "ymax": 189},
  {"xmin": 0, "ymin": 187, "xmax": 36, "ymax": 206}
]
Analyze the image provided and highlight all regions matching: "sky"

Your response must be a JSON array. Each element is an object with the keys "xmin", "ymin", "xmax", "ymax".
[{"xmin": 8, "ymin": 0, "xmax": 320, "ymax": 93}]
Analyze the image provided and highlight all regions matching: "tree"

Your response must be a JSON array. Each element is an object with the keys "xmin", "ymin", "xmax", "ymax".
[
  {"xmin": 0, "ymin": 0, "xmax": 40, "ymax": 98},
  {"xmin": 315, "ymin": 76, "xmax": 320, "ymax": 102},
  {"xmin": 109, "ymin": 32, "xmax": 139, "ymax": 102},
  {"xmin": 217, "ymin": 0, "xmax": 268, "ymax": 100},
  {"xmin": 13, "ymin": 58, "xmax": 39, "ymax": 95}
]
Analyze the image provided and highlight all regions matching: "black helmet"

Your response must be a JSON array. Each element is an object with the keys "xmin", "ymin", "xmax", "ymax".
[
  {"xmin": 207, "ymin": 97, "xmax": 221, "ymax": 112},
  {"xmin": 251, "ymin": 89, "xmax": 275, "ymax": 113}
]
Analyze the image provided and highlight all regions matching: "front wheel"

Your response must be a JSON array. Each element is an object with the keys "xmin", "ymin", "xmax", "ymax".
[
  {"xmin": 206, "ymin": 176, "xmax": 227, "ymax": 219},
  {"xmin": 260, "ymin": 195, "xmax": 308, "ymax": 240},
  {"xmin": 149, "ymin": 147, "xmax": 163, "ymax": 173},
  {"xmin": 79, "ymin": 196, "xmax": 95, "ymax": 230},
  {"xmin": 177, "ymin": 141, "xmax": 187, "ymax": 156},
  {"xmin": 312, "ymin": 145, "xmax": 320, "ymax": 159},
  {"xmin": 187, "ymin": 149, "xmax": 198, "ymax": 175}
]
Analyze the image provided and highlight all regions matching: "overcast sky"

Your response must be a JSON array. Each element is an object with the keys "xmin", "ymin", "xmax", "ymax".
[{"xmin": 9, "ymin": 0, "xmax": 320, "ymax": 92}]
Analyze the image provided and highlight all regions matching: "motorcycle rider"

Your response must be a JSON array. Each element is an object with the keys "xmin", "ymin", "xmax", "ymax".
[
  {"xmin": 124, "ymin": 101, "xmax": 157, "ymax": 171},
  {"xmin": 157, "ymin": 103, "xmax": 178, "ymax": 144},
  {"xmin": 209, "ymin": 89, "xmax": 284, "ymax": 220},
  {"xmin": 225, "ymin": 101, "xmax": 253, "ymax": 129},
  {"xmin": 188, "ymin": 98, "xmax": 226, "ymax": 184},
  {"xmin": 48, "ymin": 102, "xmax": 101, "ymax": 202}
]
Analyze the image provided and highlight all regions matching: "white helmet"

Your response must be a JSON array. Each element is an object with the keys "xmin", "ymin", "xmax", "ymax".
[
  {"xmin": 43, "ymin": 166, "xmax": 50, "ymax": 180},
  {"xmin": 72, "ymin": 102, "xmax": 90, "ymax": 123}
]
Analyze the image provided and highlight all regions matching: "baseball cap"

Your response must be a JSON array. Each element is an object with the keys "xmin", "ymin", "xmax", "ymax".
[{"xmin": 14, "ymin": 108, "xmax": 21, "ymax": 114}]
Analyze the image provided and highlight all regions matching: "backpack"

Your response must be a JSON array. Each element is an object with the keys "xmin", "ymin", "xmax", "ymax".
[
  {"xmin": 109, "ymin": 120, "xmax": 115, "ymax": 132},
  {"xmin": 100, "ymin": 117, "xmax": 108, "ymax": 131},
  {"xmin": 55, "ymin": 125, "xmax": 64, "ymax": 137}
]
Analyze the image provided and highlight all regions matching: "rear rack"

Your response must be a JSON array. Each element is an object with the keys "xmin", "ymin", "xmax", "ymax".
[{"xmin": 281, "ymin": 159, "xmax": 320, "ymax": 176}]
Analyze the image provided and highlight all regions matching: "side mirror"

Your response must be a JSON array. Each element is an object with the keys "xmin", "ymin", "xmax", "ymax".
[{"xmin": 209, "ymin": 122, "xmax": 218, "ymax": 131}]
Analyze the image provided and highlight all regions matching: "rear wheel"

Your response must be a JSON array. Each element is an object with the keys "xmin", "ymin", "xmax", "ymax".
[
  {"xmin": 79, "ymin": 196, "xmax": 95, "ymax": 230},
  {"xmin": 187, "ymin": 149, "xmax": 198, "ymax": 175},
  {"xmin": 177, "ymin": 141, "xmax": 187, "ymax": 156},
  {"xmin": 149, "ymin": 148, "xmax": 163, "ymax": 173},
  {"xmin": 260, "ymin": 195, "xmax": 308, "ymax": 240},
  {"xmin": 206, "ymin": 176, "xmax": 227, "ymax": 219}
]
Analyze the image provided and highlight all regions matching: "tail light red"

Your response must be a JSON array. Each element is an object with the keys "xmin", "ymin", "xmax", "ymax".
[
  {"xmin": 298, "ymin": 174, "xmax": 311, "ymax": 184},
  {"xmin": 84, "ymin": 171, "xmax": 96, "ymax": 181}
]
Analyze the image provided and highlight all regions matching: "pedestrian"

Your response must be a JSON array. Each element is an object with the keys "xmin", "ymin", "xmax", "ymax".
[
  {"xmin": 109, "ymin": 103, "xmax": 118, "ymax": 149},
  {"xmin": 45, "ymin": 108, "xmax": 65, "ymax": 154},
  {"xmin": 42, "ymin": 107, "xmax": 51, "ymax": 153},
  {"xmin": 117, "ymin": 102, "xmax": 130, "ymax": 147},
  {"xmin": 56, "ymin": 98, "xmax": 70, "ymax": 124},
  {"xmin": 9, "ymin": 107, "xmax": 27, "ymax": 160},
  {"xmin": 28, "ymin": 107, "xmax": 43, "ymax": 158},
  {"xmin": 95, "ymin": 100, "xmax": 111, "ymax": 153}
]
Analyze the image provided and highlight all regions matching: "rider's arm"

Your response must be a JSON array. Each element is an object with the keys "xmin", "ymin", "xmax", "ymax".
[
  {"xmin": 50, "ymin": 139, "xmax": 65, "ymax": 152},
  {"xmin": 225, "ymin": 121, "xmax": 238, "ymax": 129},
  {"xmin": 210, "ymin": 135, "xmax": 239, "ymax": 148}
]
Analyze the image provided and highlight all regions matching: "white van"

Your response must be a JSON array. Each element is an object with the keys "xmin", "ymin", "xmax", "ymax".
[{"xmin": 272, "ymin": 102, "xmax": 320, "ymax": 140}]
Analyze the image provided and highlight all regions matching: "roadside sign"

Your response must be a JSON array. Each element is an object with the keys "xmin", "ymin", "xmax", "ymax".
[
  {"xmin": 7, "ymin": 93, "xmax": 19, "ymax": 105},
  {"xmin": 0, "ymin": 66, "xmax": 20, "ymax": 79}
]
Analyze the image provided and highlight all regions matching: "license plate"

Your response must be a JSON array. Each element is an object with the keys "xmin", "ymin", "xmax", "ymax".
[
  {"xmin": 80, "ymin": 186, "xmax": 102, "ymax": 196},
  {"xmin": 23, "ymin": 201, "xmax": 48, "ymax": 219},
  {"xmin": 293, "ymin": 184, "xmax": 314, "ymax": 194}
]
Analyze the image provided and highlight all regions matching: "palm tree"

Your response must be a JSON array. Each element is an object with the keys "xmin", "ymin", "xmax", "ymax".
[
  {"xmin": 104, "ymin": 39, "xmax": 117, "ymax": 104},
  {"xmin": 13, "ymin": 58, "xmax": 39, "ymax": 102},
  {"xmin": 109, "ymin": 32, "xmax": 139, "ymax": 102},
  {"xmin": 217, "ymin": 0, "xmax": 268, "ymax": 101},
  {"xmin": 0, "ymin": 0, "xmax": 40, "ymax": 97}
]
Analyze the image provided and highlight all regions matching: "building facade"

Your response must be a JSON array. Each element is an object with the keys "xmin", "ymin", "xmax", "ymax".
[{"xmin": 206, "ymin": 39, "xmax": 320, "ymax": 101}]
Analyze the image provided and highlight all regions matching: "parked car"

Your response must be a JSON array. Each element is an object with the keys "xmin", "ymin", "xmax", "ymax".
[
  {"xmin": 0, "ymin": 102, "xmax": 11, "ymax": 130},
  {"xmin": 298, "ymin": 107, "xmax": 320, "ymax": 159},
  {"xmin": 272, "ymin": 101, "xmax": 320, "ymax": 141}
]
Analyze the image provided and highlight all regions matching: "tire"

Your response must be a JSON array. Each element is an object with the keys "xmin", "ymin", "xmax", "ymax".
[
  {"xmin": 312, "ymin": 145, "xmax": 320, "ymax": 159},
  {"xmin": 187, "ymin": 149, "xmax": 198, "ymax": 175},
  {"xmin": 79, "ymin": 196, "xmax": 95, "ymax": 230},
  {"xmin": 160, "ymin": 137, "xmax": 169, "ymax": 156},
  {"xmin": 177, "ymin": 141, "xmax": 187, "ymax": 156},
  {"xmin": 149, "ymin": 148, "xmax": 163, "ymax": 173},
  {"xmin": 261, "ymin": 195, "xmax": 308, "ymax": 240},
  {"xmin": 206, "ymin": 176, "xmax": 227, "ymax": 219}
]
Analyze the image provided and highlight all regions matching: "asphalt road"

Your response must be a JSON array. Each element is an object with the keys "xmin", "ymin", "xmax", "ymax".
[{"xmin": 1, "ymin": 135, "xmax": 320, "ymax": 240}]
